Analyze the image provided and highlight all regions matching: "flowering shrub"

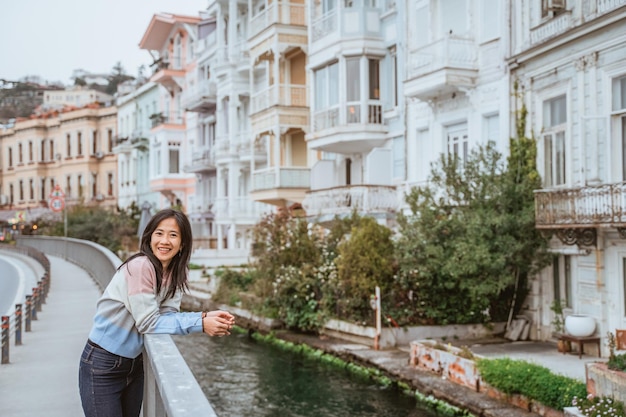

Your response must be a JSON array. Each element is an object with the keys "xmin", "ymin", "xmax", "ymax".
[{"xmin": 572, "ymin": 395, "xmax": 626, "ymax": 417}]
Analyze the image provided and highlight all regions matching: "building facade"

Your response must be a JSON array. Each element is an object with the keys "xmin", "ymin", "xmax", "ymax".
[
  {"xmin": 0, "ymin": 104, "xmax": 117, "ymax": 211},
  {"xmin": 510, "ymin": 0, "xmax": 626, "ymax": 349}
]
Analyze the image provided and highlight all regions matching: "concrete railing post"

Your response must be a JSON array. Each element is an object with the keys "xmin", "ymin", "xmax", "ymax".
[
  {"xmin": 25, "ymin": 295, "xmax": 32, "ymax": 332},
  {"xmin": 15, "ymin": 304, "xmax": 22, "ymax": 346},
  {"xmin": 1, "ymin": 316, "xmax": 9, "ymax": 364}
]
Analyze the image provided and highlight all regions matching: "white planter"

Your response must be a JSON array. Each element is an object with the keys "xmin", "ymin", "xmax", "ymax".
[{"xmin": 565, "ymin": 314, "xmax": 596, "ymax": 337}]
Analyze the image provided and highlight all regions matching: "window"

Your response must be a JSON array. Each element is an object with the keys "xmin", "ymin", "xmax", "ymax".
[
  {"xmin": 313, "ymin": 62, "xmax": 339, "ymax": 129},
  {"xmin": 29, "ymin": 141, "xmax": 33, "ymax": 162},
  {"xmin": 78, "ymin": 174, "xmax": 83, "ymax": 198},
  {"xmin": 50, "ymin": 139, "xmax": 54, "ymax": 161},
  {"xmin": 67, "ymin": 133, "xmax": 71, "ymax": 157},
  {"xmin": 108, "ymin": 173, "xmax": 114, "ymax": 196},
  {"xmin": 92, "ymin": 131, "xmax": 98, "ymax": 154},
  {"xmin": 41, "ymin": 139, "xmax": 45, "ymax": 162},
  {"xmin": 542, "ymin": 95, "xmax": 567, "ymax": 186},
  {"xmin": 19, "ymin": 180, "xmax": 24, "ymax": 201},
  {"xmin": 613, "ymin": 76, "xmax": 626, "ymax": 180},
  {"xmin": 446, "ymin": 122, "xmax": 469, "ymax": 164},
  {"xmin": 66, "ymin": 175, "xmax": 72, "ymax": 199},
  {"xmin": 108, "ymin": 129, "xmax": 114, "ymax": 152},
  {"xmin": 388, "ymin": 46, "xmax": 398, "ymax": 108},
  {"xmin": 92, "ymin": 173, "xmax": 98, "ymax": 197},
  {"xmin": 346, "ymin": 57, "xmax": 361, "ymax": 123},
  {"xmin": 169, "ymin": 149, "xmax": 180, "ymax": 174},
  {"xmin": 29, "ymin": 179, "xmax": 34, "ymax": 200},
  {"xmin": 9, "ymin": 184, "xmax": 14, "ymax": 204},
  {"xmin": 174, "ymin": 34, "xmax": 182, "ymax": 68},
  {"xmin": 8, "ymin": 148, "xmax": 12, "ymax": 167},
  {"xmin": 553, "ymin": 255, "xmax": 572, "ymax": 308},
  {"xmin": 77, "ymin": 132, "xmax": 83, "ymax": 155},
  {"xmin": 541, "ymin": 0, "xmax": 565, "ymax": 19},
  {"xmin": 392, "ymin": 136, "xmax": 405, "ymax": 180},
  {"xmin": 40, "ymin": 178, "xmax": 46, "ymax": 201},
  {"xmin": 18, "ymin": 143, "xmax": 23, "ymax": 163},
  {"xmin": 484, "ymin": 113, "xmax": 500, "ymax": 143}
]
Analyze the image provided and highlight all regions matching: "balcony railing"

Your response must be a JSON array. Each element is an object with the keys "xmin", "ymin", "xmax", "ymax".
[
  {"xmin": 535, "ymin": 182, "xmax": 626, "ymax": 228},
  {"xmin": 529, "ymin": 11, "xmax": 572, "ymax": 45},
  {"xmin": 251, "ymin": 84, "xmax": 307, "ymax": 114},
  {"xmin": 252, "ymin": 167, "xmax": 310, "ymax": 192},
  {"xmin": 407, "ymin": 35, "xmax": 477, "ymax": 80},
  {"xmin": 311, "ymin": 9, "xmax": 338, "ymax": 42},
  {"xmin": 303, "ymin": 185, "xmax": 397, "ymax": 216},
  {"xmin": 215, "ymin": 196, "xmax": 268, "ymax": 219},
  {"xmin": 249, "ymin": 1, "xmax": 306, "ymax": 39}
]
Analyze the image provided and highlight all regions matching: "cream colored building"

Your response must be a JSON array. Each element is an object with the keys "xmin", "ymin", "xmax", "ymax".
[
  {"xmin": 43, "ymin": 87, "xmax": 114, "ymax": 110},
  {"xmin": 0, "ymin": 104, "xmax": 118, "ymax": 210}
]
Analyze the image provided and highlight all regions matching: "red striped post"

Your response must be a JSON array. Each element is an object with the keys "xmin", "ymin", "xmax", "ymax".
[
  {"xmin": 25, "ymin": 295, "xmax": 32, "ymax": 332},
  {"xmin": 15, "ymin": 304, "xmax": 22, "ymax": 346},
  {"xmin": 1, "ymin": 316, "xmax": 9, "ymax": 364}
]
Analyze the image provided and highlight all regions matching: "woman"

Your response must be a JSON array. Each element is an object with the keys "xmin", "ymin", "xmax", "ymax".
[{"xmin": 79, "ymin": 208, "xmax": 235, "ymax": 417}]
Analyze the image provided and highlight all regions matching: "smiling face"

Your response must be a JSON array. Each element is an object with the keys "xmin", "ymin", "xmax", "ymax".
[{"xmin": 150, "ymin": 217, "xmax": 182, "ymax": 270}]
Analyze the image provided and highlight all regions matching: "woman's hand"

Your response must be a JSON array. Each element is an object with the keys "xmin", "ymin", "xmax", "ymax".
[{"xmin": 202, "ymin": 310, "xmax": 235, "ymax": 337}]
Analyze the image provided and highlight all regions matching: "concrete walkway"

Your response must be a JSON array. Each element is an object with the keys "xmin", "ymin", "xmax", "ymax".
[{"xmin": 0, "ymin": 255, "xmax": 101, "ymax": 417}]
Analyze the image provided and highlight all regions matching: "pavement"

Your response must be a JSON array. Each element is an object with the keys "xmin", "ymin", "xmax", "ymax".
[
  {"xmin": 0, "ymin": 256, "xmax": 605, "ymax": 417},
  {"xmin": 0, "ymin": 255, "xmax": 100, "ymax": 417}
]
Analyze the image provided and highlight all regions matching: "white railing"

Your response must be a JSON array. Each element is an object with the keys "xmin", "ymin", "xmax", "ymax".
[
  {"xmin": 16, "ymin": 236, "xmax": 217, "ymax": 417},
  {"xmin": 597, "ymin": 0, "xmax": 626, "ymax": 14},
  {"xmin": 311, "ymin": 9, "xmax": 338, "ymax": 42},
  {"xmin": 302, "ymin": 185, "xmax": 398, "ymax": 216},
  {"xmin": 249, "ymin": 1, "xmax": 306, "ymax": 38},
  {"xmin": 529, "ymin": 11, "xmax": 572, "ymax": 45},
  {"xmin": 251, "ymin": 84, "xmax": 307, "ymax": 114},
  {"xmin": 313, "ymin": 107, "xmax": 340, "ymax": 130},
  {"xmin": 408, "ymin": 35, "xmax": 477, "ymax": 79},
  {"xmin": 252, "ymin": 167, "xmax": 310, "ymax": 191}
]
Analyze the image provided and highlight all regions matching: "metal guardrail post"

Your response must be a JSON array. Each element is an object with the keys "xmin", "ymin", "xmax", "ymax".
[
  {"xmin": 25, "ymin": 295, "xmax": 32, "ymax": 332},
  {"xmin": 39, "ymin": 279, "xmax": 46, "ymax": 305},
  {"xmin": 43, "ymin": 272, "xmax": 50, "ymax": 298},
  {"xmin": 15, "ymin": 304, "xmax": 22, "ymax": 346},
  {"xmin": 31, "ymin": 289, "xmax": 38, "ymax": 320},
  {"xmin": 1, "ymin": 316, "xmax": 9, "ymax": 364}
]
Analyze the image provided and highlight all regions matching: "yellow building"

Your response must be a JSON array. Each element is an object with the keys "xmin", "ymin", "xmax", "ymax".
[{"xmin": 0, "ymin": 104, "xmax": 118, "ymax": 210}]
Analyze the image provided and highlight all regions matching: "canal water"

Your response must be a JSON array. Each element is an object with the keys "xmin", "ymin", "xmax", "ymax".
[{"xmin": 174, "ymin": 332, "xmax": 440, "ymax": 417}]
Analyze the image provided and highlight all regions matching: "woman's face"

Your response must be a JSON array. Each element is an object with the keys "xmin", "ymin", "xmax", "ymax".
[{"xmin": 150, "ymin": 217, "xmax": 182, "ymax": 270}]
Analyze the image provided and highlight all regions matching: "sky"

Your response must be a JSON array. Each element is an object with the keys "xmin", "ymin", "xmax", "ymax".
[{"xmin": 0, "ymin": 0, "xmax": 207, "ymax": 85}]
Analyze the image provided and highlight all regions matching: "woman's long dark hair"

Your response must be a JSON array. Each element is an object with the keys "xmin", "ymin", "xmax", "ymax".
[{"xmin": 119, "ymin": 208, "xmax": 193, "ymax": 300}]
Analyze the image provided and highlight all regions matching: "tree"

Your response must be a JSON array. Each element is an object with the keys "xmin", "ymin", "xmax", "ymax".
[
  {"xmin": 105, "ymin": 62, "xmax": 134, "ymax": 95},
  {"xmin": 396, "ymin": 111, "xmax": 549, "ymax": 325}
]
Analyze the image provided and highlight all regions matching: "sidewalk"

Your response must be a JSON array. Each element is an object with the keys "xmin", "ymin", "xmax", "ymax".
[{"xmin": 0, "ymin": 255, "xmax": 101, "ymax": 417}]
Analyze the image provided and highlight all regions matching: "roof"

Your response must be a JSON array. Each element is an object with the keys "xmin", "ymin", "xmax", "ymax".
[{"xmin": 138, "ymin": 13, "xmax": 202, "ymax": 51}]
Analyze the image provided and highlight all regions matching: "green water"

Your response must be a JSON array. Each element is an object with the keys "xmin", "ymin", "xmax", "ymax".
[{"xmin": 174, "ymin": 333, "xmax": 440, "ymax": 417}]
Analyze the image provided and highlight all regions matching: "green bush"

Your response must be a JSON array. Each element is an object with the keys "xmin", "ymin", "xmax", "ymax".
[
  {"xmin": 476, "ymin": 357, "xmax": 586, "ymax": 410},
  {"xmin": 608, "ymin": 353, "xmax": 626, "ymax": 372}
]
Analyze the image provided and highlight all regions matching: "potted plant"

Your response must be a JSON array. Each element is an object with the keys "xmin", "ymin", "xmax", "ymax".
[{"xmin": 550, "ymin": 299, "xmax": 570, "ymax": 353}]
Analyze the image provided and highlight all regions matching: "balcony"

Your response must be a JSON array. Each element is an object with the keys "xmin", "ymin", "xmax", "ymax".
[
  {"xmin": 534, "ymin": 181, "xmax": 626, "ymax": 246},
  {"xmin": 149, "ymin": 63, "xmax": 185, "ymax": 91},
  {"xmin": 250, "ymin": 167, "xmax": 310, "ymax": 206},
  {"xmin": 150, "ymin": 112, "xmax": 185, "ymax": 129},
  {"xmin": 251, "ymin": 84, "xmax": 307, "ymax": 115},
  {"xmin": 248, "ymin": 1, "xmax": 307, "ymax": 60},
  {"xmin": 405, "ymin": 35, "xmax": 478, "ymax": 100},
  {"xmin": 310, "ymin": 6, "xmax": 382, "ymax": 48},
  {"xmin": 302, "ymin": 184, "xmax": 397, "ymax": 219},
  {"xmin": 214, "ymin": 196, "xmax": 269, "ymax": 220},
  {"xmin": 184, "ymin": 79, "xmax": 217, "ymax": 113},
  {"xmin": 249, "ymin": 1, "xmax": 306, "ymax": 39},
  {"xmin": 184, "ymin": 147, "xmax": 216, "ymax": 173},
  {"xmin": 307, "ymin": 101, "xmax": 387, "ymax": 153},
  {"xmin": 529, "ymin": 11, "xmax": 572, "ymax": 46}
]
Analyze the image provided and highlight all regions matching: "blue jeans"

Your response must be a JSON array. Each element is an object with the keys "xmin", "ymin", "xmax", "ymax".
[{"xmin": 79, "ymin": 340, "xmax": 144, "ymax": 417}]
